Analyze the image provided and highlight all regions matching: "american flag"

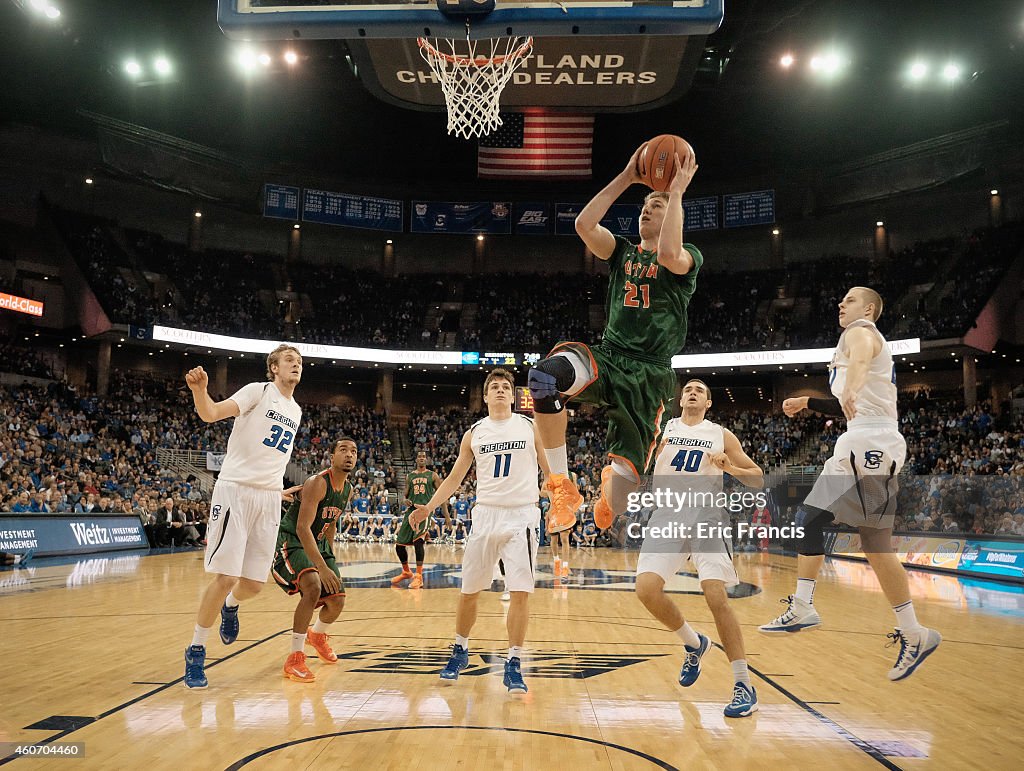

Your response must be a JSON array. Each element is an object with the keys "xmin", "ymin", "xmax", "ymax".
[{"xmin": 478, "ymin": 112, "xmax": 594, "ymax": 179}]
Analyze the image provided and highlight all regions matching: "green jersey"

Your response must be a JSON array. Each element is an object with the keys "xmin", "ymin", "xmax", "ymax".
[
  {"xmin": 406, "ymin": 470, "xmax": 436, "ymax": 506},
  {"xmin": 602, "ymin": 235, "xmax": 703, "ymax": 365},
  {"xmin": 280, "ymin": 468, "xmax": 353, "ymax": 548}
]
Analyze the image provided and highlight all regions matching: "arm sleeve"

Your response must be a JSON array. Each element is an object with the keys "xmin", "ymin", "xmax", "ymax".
[
  {"xmin": 229, "ymin": 382, "xmax": 265, "ymax": 416},
  {"xmin": 807, "ymin": 397, "xmax": 844, "ymax": 416}
]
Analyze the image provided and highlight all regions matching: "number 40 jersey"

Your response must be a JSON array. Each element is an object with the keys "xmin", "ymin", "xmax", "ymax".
[
  {"xmin": 219, "ymin": 381, "xmax": 303, "ymax": 490},
  {"xmin": 652, "ymin": 418, "xmax": 726, "ymax": 497}
]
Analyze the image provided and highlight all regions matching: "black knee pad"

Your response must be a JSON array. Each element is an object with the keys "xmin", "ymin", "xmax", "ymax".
[
  {"xmin": 795, "ymin": 506, "xmax": 834, "ymax": 556},
  {"xmin": 528, "ymin": 356, "xmax": 577, "ymax": 413}
]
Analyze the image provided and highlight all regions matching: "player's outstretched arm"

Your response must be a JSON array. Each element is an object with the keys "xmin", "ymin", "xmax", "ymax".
[
  {"xmin": 185, "ymin": 366, "xmax": 240, "ymax": 423},
  {"xmin": 711, "ymin": 429, "xmax": 764, "ymax": 489},
  {"xmin": 411, "ymin": 431, "xmax": 474, "ymax": 526},
  {"xmin": 575, "ymin": 144, "xmax": 645, "ymax": 260}
]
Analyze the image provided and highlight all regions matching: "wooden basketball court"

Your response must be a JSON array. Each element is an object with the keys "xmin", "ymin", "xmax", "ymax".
[{"xmin": 2, "ymin": 544, "xmax": 1020, "ymax": 770}]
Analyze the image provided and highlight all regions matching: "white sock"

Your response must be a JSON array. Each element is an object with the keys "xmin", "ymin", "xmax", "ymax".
[
  {"xmin": 508, "ymin": 646, "xmax": 523, "ymax": 661},
  {"xmin": 12, "ymin": 555, "xmax": 22, "ymax": 565},
  {"xmin": 312, "ymin": 618, "xmax": 331, "ymax": 634},
  {"xmin": 795, "ymin": 578, "xmax": 816, "ymax": 605},
  {"xmin": 675, "ymin": 622, "xmax": 701, "ymax": 649},
  {"xmin": 455, "ymin": 634, "xmax": 469, "ymax": 650},
  {"xmin": 893, "ymin": 601, "xmax": 923, "ymax": 634},
  {"xmin": 191, "ymin": 624, "xmax": 212, "ymax": 647},
  {"xmin": 291, "ymin": 632, "xmax": 307, "ymax": 652},
  {"xmin": 225, "ymin": 591, "xmax": 240, "ymax": 608},
  {"xmin": 544, "ymin": 446, "xmax": 569, "ymax": 477},
  {"xmin": 731, "ymin": 659, "xmax": 751, "ymax": 687}
]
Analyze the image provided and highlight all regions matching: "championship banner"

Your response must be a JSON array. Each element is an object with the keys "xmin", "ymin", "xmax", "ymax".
[
  {"xmin": 411, "ymin": 201, "xmax": 512, "ymax": 234},
  {"xmin": 303, "ymin": 189, "xmax": 403, "ymax": 232},
  {"xmin": 723, "ymin": 190, "xmax": 775, "ymax": 228},
  {"xmin": 263, "ymin": 184, "xmax": 300, "ymax": 221},
  {"xmin": 0, "ymin": 515, "xmax": 147, "ymax": 557}
]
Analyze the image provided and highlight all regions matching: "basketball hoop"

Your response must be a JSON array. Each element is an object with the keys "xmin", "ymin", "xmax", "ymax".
[{"xmin": 417, "ymin": 34, "xmax": 533, "ymax": 139}]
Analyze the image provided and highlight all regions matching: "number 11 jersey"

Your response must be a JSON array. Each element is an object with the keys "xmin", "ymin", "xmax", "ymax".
[{"xmin": 471, "ymin": 414, "xmax": 540, "ymax": 508}]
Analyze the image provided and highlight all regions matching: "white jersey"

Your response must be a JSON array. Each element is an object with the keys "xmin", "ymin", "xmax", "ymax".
[
  {"xmin": 218, "ymin": 382, "xmax": 302, "ymax": 490},
  {"xmin": 470, "ymin": 414, "xmax": 540, "ymax": 508},
  {"xmin": 828, "ymin": 319, "xmax": 898, "ymax": 423},
  {"xmin": 653, "ymin": 418, "xmax": 726, "ymax": 494}
]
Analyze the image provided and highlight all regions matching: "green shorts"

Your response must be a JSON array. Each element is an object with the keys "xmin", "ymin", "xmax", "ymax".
[
  {"xmin": 271, "ymin": 534, "xmax": 344, "ymax": 605},
  {"xmin": 394, "ymin": 506, "xmax": 429, "ymax": 545},
  {"xmin": 551, "ymin": 341, "xmax": 676, "ymax": 478}
]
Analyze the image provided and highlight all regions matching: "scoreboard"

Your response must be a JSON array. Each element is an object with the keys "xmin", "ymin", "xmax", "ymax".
[{"xmin": 515, "ymin": 387, "xmax": 535, "ymax": 414}]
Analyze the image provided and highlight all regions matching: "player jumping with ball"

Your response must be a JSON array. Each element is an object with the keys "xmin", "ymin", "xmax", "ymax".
[{"xmin": 529, "ymin": 144, "xmax": 702, "ymax": 533}]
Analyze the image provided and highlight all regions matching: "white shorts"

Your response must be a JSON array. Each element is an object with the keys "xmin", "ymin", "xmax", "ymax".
[
  {"xmin": 205, "ymin": 480, "xmax": 283, "ymax": 582},
  {"xmin": 805, "ymin": 420, "xmax": 906, "ymax": 528},
  {"xmin": 635, "ymin": 512, "xmax": 738, "ymax": 587},
  {"xmin": 460, "ymin": 504, "xmax": 540, "ymax": 594}
]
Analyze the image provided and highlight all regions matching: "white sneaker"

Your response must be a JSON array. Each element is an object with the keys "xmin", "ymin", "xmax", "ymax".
[
  {"xmin": 887, "ymin": 627, "xmax": 941, "ymax": 681},
  {"xmin": 501, "ymin": 591, "xmax": 511, "ymax": 601},
  {"xmin": 759, "ymin": 595, "xmax": 822, "ymax": 633}
]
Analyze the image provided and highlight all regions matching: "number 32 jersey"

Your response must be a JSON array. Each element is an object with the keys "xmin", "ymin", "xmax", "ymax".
[
  {"xmin": 219, "ymin": 381, "xmax": 303, "ymax": 490},
  {"xmin": 471, "ymin": 414, "xmax": 539, "ymax": 508}
]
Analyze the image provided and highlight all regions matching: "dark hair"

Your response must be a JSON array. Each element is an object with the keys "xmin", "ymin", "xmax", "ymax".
[
  {"xmin": 333, "ymin": 436, "xmax": 357, "ymax": 452},
  {"xmin": 484, "ymin": 368, "xmax": 515, "ymax": 392},
  {"xmin": 683, "ymin": 379, "xmax": 712, "ymax": 400}
]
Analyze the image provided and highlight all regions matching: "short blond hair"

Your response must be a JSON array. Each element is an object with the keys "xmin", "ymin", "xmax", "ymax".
[
  {"xmin": 851, "ymin": 286, "xmax": 884, "ymax": 321},
  {"xmin": 644, "ymin": 191, "xmax": 670, "ymax": 205},
  {"xmin": 266, "ymin": 344, "xmax": 302, "ymax": 380}
]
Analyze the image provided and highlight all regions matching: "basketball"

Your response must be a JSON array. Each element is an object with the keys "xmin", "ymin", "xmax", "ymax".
[{"xmin": 636, "ymin": 135, "xmax": 694, "ymax": 191}]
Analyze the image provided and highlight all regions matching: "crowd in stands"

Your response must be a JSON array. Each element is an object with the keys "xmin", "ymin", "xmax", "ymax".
[
  {"xmin": 465, "ymin": 273, "xmax": 602, "ymax": 350},
  {"xmin": 0, "ymin": 334, "xmax": 57, "ymax": 379},
  {"xmin": 46, "ymin": 203, "xmax": 1023, "ymax": 355}
]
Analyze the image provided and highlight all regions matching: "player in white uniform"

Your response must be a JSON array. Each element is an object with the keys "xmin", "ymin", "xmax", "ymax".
[
  {"xmin": 411, "ymin": 368, "xmax": 554, "ymax": 694},
  {"xmin": 760, "ymin": 287, "xmax": 941, "ymax": 681},
  {"xmin": 182, "ymin": 344, "xmax": 303, "ymax": 689},
  {"xmin": 636, "ymin": 379, "xmax": 764, "ymax": 718}
]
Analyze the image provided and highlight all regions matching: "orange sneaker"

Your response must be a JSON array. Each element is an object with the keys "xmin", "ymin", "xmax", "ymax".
[
  {"xmin": 283, "ymin": 651, "xmax": 316, "ymax": 682},
  {"xmin": 561, "ymin": 562, "xmax": 570, "ymax": 579},
  {"xmin": 545, "ymin": 473, "xmax": 582, "ymax": 532},
  {"xmin": 594, "ymin": 465, "xmax": 615, "ymax": 529},
  {"xmin": 409, "ymin": 573, "xmax": 423, "ymax": 589},
  {"xmin": 306, "ymin": 628, "xmax": 338, "ymax": 664},
  {"xmin": 391, "ymin": 569, "xmax": 414, "ymax": 586}
]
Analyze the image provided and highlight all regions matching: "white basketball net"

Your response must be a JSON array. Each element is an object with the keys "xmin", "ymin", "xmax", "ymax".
[{"xmin": 417, "ymin": 35, "xmax": 534, "ymax": 139}]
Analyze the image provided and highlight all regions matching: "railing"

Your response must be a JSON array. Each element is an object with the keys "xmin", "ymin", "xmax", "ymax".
[{"xmin": 154, "ymin": 449, "xmax": 216, "ymax": 494}]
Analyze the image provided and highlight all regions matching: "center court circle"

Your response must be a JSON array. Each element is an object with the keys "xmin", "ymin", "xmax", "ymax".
[{"xmin": 227, "ymin": 725, "xmax": 677, "ymax": 770}]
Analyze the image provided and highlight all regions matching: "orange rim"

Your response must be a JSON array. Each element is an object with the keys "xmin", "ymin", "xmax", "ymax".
[{"xmin": 417, "ymin": 36, "xmax": 533, "ymax": 67}]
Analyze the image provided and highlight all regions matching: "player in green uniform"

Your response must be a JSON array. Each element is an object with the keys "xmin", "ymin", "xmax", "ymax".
[
  {"xmin": 528, "ymin": 146, "xmax": 701, "ymax": 529},
  {"xmin": 272, "ymin": 437, "xmax": 355, "ymax": 682},
  {"xmin": 392, "ymin": 451, "xmax": 450, "ymax": 589}
]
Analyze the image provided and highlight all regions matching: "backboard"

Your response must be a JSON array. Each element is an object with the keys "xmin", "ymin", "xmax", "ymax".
[{"xmin": 218, "ymin": 0, "xmax": 725, "ymax": 40}]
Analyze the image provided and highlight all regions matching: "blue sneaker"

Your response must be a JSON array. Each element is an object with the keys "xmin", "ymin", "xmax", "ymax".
[
  {"xmin": 184, "ymin": 645, "xmax": 208, "ymax": 689},
  {"xmin": 219, "ymin": 602, "xmax": 239, "ymax": 645},
  {"xmin": 678, "ymin": 633, "xmax": 709, "ymax": 687},
  {"xmin": 724, "ymin": 682, "xmax": 758, "ymax": 718},
  {"xmin": 503, "ymin": 657, "xmax": 528, "ymax": 693},
  {"xmin": 18, "ymin": 548, "xmax": 35, "ymax": 566},
  {"xmin": 439, "ymin": 644, "xmax": 469, "ymax": 681}
]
